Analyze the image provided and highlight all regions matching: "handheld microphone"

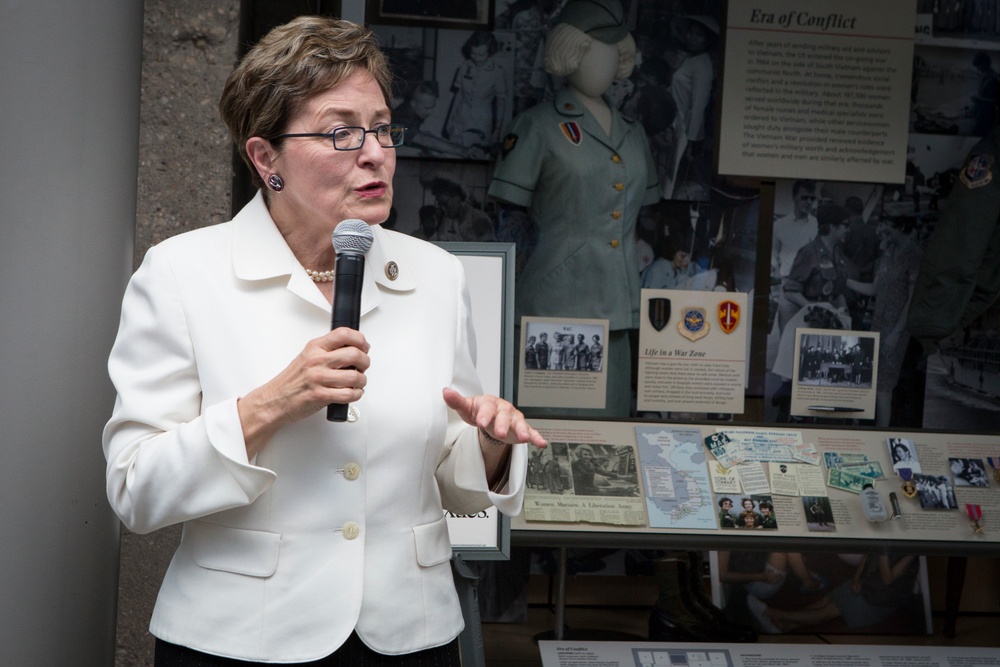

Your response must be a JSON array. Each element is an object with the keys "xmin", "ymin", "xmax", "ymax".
[{"xmin": 327, "ymin": 219, "xmax": 374, "ymax": 422}]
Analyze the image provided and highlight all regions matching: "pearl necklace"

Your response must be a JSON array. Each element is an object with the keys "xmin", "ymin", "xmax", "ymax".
[{"xmin": 305, "ymin": 268, "xmax": 334, "ymax": 282}]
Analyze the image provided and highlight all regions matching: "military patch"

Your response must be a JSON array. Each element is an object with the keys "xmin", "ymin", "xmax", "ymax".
[
  {"xmin": 501, "ymin": 133, "xmax": 518, "ymax": 158},
  {"xmin": 648, "ymin": 297, "xmax": 671, "ymax": 331},
  {"xmin": 679, "ymin": 306, "xmax": 709, "ymax": 341},
  {"xmin": 960, "ymin": 154, "xmax": 994, "ymax": 189},
  {"xmin": 559, "ymin": 122, "xmax": 582, "ymax": 145},
  {"xmin": 718, "ymin": 300, "xmax": 740, "ymax": 334}
]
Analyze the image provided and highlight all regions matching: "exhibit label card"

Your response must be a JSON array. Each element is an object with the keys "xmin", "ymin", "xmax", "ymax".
[
  {"xmin": 790, "ymin": 328, "xmax": 879, "ymax": 420},
  {"xmin": 517, "ymin": 316, "xmax": 608, "ymax": 409},
  {"xmin": 637, "ymin": 289, "xmax": 748, "ymax": 413},
  {"xmin": 718, "ymin": 0, "xmax": 915, "ymax": 183}
]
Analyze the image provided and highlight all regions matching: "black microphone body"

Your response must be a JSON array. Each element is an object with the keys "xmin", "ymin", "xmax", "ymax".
[{"xmin": 327, "ymin": 220, "xmax": 374, "ymax": 422}]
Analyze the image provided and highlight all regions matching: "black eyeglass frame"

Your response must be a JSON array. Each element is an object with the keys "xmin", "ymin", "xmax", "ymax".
[{"xmin": 271, "ymin": 124, "xmax": 406, "ymax": 151}]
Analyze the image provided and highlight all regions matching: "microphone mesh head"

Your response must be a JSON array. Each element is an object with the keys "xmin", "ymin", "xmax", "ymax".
[{"xmin": 332, "ymin": 219, "xmax": 374, "ymax": 255}]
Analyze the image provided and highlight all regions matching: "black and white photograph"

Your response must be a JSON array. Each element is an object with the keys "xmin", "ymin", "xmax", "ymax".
[
  {"xmin": 796, "ymin": 333, "xmax": 875, "ymax": 388},
  {"xmin": 789, "ymin": 329, "xmax": 879, "ymax": 420},
  {"xmin": 523, "ymin": 321, "xmax": 605, "ymax": 372},
  {"xmin": 887, "ymin": 437, "xmax": 922, "ymax": 474},
  {"xmin": 636, "ymin": 184, "xmax": 760, "ymax": 295},
  {"xmin": 526, "ymin": 445, "xmax": 571, "ymax": 495},
  {"xmin": 389, "ymin": 158, "xmax": 497, "ymax": 240},
  {"xmin": 803, "ymin": 496, "xmax": 836, "ymax": 532},
  {"xmin": 765, "ymin": 181, "xmax": 878, "ymax": 420},
  {"xmin": 922, "ymin": 323, "xmax": 1000, "ymax": 433},
  {"xmin": 913, "ymin": 473, "xmax": 959, "ymax": 509},
  {"xmin": 566, "ymin": 443, "xmax": 639, "ymax": 497},
  {"xmin": 910, "ymin": 44, "xmax": 999, "ymax": 138},
  {"xmin": 899, "ymin": 133, "xmax": 980, "ymax": 219},
  {"xmin": 625, "ymin": 5, "xmax": 722, "ymax": 201},
  {"xmin": 950, "ymin": 457, "xmax": 991, "ymax": 487},
  {"xmin": 926, "ymin": 0, "xmax": 1000, "ymax": 48},
  {"xmin": 368, "ymin": 0, "xmax": 494, "ymax": 29},
  {"xmin": 375, "ymin": 25, "xmax": 515, "ymax": 161}
]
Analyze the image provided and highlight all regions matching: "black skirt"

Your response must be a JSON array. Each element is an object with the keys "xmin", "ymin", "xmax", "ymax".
[{"xmin": 154, "ymin": 631, "xmax": 461, "ymax": 667}]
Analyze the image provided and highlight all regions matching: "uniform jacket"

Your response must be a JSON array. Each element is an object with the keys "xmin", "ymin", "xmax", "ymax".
[
  {"xmin": 103, "ymin": 192, "xmax": 527, "ymax": 662},
  {"xmin": 784, "ymin": 236, "xmax": 852, "ymax": 302},
  {"xmin": 909, "ymin": 128, "xmax": 1000, "ymax": 348},
  {"xmin": 488, "ymin": 86, "xmax": 660, "ymax": 330}
]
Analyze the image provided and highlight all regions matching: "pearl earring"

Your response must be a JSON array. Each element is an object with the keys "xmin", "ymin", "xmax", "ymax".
[{"xmin": 267, "ymin": 174, "xmax": 284, "ymax": 192}]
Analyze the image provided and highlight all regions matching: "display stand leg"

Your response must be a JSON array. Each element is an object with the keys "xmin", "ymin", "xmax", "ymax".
[
  {"xmin": 533, "ymin": 546, "xmax": 569, "ymax": 641},
  {"xmin": 943, "ymin": 555, "xmax": 967, "ymax": 639},
  {"xmin": 533, "ymin": 547, "xmax": 646, "ymax": 642},
  {"xmin": 554, "ymin": 546, "xmax": 568, "ymax": 640},
  {"xmin": 453, "ymin": 556, "xmax": 486, "ymax": 667}
]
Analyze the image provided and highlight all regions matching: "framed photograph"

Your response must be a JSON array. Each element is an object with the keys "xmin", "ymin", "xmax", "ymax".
[
  {"xmin": 789, "ymin": 328, "xmax": 879, "ymax": 420},
  {"xmin": 367, "ymin": 0, "xmax": 494, "ymax": 30},
  {"xmin": 437, "ymin": 242, "xmax": 516, "ymax": 559}
]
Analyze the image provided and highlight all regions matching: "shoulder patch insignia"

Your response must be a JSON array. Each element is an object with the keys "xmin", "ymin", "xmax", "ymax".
[
  {"xmin": 559, "ymin": 121, "xmax": 582, "ymax": 145},
  {"xmin": 501, "ymin": 133, "xmax": 518, "ymax": 158},
  {"xmin": 960, "ymin": 154, "xmax": 994, "ymax": 189}
]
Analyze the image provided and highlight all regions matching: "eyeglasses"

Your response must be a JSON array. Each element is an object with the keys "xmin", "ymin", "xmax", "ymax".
[{"xmin": 272, "ymin": 124, "xmax": 406, "ymax": 151}]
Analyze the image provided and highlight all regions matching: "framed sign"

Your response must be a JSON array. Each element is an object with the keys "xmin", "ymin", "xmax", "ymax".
[
  {"xmin": 367, "ymin": 0, "xmax": 493, "ymax": 29},
  {"xmin": 437, "ymin": 242, "xmax": 515, "ymax": 559}
]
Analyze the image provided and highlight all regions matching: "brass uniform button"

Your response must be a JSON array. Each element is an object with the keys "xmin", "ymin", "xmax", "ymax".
[
  {"xmin": 614, "ymin": 183, "xmax": 624, "ymax": 191},
  {"xmin": 610, "ymin": 240, "xmax": 620, "ymax": 249},
  {"xmin": 611, "ymin": 154, "xmax": 621, "ymax": 163},
  {"xmin": 612, "ymin": 211, "xmax": 622, "ymax": 220}
]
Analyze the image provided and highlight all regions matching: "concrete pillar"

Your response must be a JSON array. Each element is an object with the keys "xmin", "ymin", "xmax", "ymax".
[{"xmin": 0, "ymin": 1, "xmax": 143, "ymax": 664}]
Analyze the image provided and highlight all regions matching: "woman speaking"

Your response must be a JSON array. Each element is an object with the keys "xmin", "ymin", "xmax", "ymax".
[{"xmin": 103, "ymin": 16, "xmax": 545, "ymax": 665}]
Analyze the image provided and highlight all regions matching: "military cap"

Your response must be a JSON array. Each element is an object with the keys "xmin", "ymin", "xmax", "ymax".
[{"xmin": 555, "ymin": 0, "xmax": 628, "ymax": 44}]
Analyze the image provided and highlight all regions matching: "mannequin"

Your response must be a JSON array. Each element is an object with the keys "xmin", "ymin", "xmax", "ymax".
[
  {"xmin": 566, "ymin": 38, "xmax": 618, "ymax": 135},
  {"xmin": 489, "ymin": 0, "xmax": 659, "ymax": 418}
]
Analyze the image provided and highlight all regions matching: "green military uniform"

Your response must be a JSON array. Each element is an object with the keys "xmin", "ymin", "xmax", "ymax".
[
  {"xmin": 909, "ymin": 128, "xmax": 1000, "ymax": 351},
  {"xmin": 489, "ymin": 87, "xmax": 659, "ymax": 417},
  {"xmin": 487, "ymin": 0, "xmax": 657, "ymax": 417},
  {"xmin": 489, "ymin": 87, "xmax": 659, "ymax": 329}
]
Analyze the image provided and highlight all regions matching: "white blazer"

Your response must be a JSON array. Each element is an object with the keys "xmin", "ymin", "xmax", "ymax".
[{"xmin": 103, "ymin": 192, "xmax": 526, "ymax": 663}]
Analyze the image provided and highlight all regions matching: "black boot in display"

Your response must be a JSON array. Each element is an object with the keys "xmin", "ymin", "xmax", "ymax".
[
  {"xmin": 647, "ymin": 552, "xmax": 719, "ymax": 642},
  {"xmin": 684, "ymin": 550, "xmax": 758, "ymax": 643}
]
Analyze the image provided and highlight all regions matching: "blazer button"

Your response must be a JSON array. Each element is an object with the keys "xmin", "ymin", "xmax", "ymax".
[
  {"xmin": 342, "ymin": 522, "xmax": 360, "ymax": 540},
  {"xmin": 347, "ymin": 405, "xmax": 360, "ymax": 422},
  {"xmin": 343, "ymin": 463, "xmax": 361, "ymax": 480}
]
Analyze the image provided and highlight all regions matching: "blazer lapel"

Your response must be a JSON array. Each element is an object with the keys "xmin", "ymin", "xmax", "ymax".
[
  {"xmin": 364, "ymin": 225, "xmax": 415, "ymax": 317},
  {"xmin": 231, "ymin": 192, "xmax": 414, "ymax": 318}
]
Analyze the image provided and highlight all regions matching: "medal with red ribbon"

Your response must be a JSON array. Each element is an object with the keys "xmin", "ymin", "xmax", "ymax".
[
  {"xmin": 988, "ymin": 457, "xmax": 1000, "ymax": 483},
  {"xmin": 966, "ymin": 504, "xmax": 984, "ymax": 534},
  {"xmin": 898, "ymin": 468, "xmax": 917, "ymax": 498}
]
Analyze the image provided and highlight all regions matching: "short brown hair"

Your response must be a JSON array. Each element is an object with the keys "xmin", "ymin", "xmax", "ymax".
[{"xmin": 219, "ymin": 16, "xmax": 393, "ymax": 187}]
